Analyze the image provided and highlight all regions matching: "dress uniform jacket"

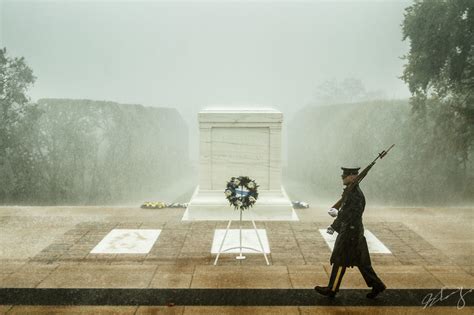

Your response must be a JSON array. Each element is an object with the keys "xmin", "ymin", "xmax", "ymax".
[{"xmin": 330, "ymin": 185, "xmax": 371, "ymax": 267}]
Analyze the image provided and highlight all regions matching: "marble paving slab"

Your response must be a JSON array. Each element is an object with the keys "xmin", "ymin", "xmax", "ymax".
[
  {"xmin": 91, "ymin": 229, "xmax": 161, "ymax": 254},
  {"xmin": 319, "ymin": 229, "xmax": 391, "ymax": 254},
  {"xmin": 211, "ymin": 229, "xmax": 270, "ymax": 254}
]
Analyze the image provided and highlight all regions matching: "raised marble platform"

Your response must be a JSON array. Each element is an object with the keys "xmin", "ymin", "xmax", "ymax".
[{"xmin": 183, "ymin": 186, "xmax": 298, "ymax": 221}]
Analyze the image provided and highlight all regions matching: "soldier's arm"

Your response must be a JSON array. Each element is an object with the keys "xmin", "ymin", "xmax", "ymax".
[
  {"xmin": 343, "ymin": 191, "xmax": 365, "ymax": 223},
  {"xmin": 330, "ymin": 189, "xmax": 364, "ymax": 232},
  {"xmin": 330, "ymin": 217, "xmax": 342, "ymax": 233},
  {"xmin": 330, "ymin": 198, "xmax": 352, "ymax": 232}
]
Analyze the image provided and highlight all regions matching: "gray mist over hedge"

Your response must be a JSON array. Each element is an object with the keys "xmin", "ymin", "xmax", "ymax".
[
  {"xmin": 0, "ymin": 98, "xmax": 190, "ymax": 205},
  {"xmin": 287, "ymin": 100, "xmax": 473, "ymax": 206},
  {"xmin": 1, "ymin": 1, "xmax": 473, "ymax": 207}
]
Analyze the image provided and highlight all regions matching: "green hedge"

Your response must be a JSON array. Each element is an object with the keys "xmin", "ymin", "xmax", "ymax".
[
  {"xmin": 0, "ymin": 98, "xmax": 190, "ymax": 205},
  {"xmin": 288, "ymin": 100, "xmax": 473, "ymax": 206}
]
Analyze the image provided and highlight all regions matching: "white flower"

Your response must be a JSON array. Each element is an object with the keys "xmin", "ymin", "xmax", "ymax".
[
  {"xmin": 236, "ymin": 200, "xmax": 243, "ymax": 206},
  {"xmin": 234, "ymin": 179, "xmax": 240, "ymax": 186},
  {"xmin": 224, "ymin": 190, "xmax": 232, "ymax": 197},
  {"xmin": 249, "ymin": 196, "xmax": 256, "ymax": 203},
  {"xmin": 247, "ymin": 182, "xmax": 255, "ymax": 189}
]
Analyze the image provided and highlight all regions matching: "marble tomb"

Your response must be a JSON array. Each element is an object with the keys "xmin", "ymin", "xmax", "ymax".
[{"xmin": 183, "ymin": 108, "xmax": 297, "ymax": 221}]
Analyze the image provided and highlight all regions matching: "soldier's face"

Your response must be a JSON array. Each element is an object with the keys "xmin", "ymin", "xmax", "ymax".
[{"xmin": 342, "ymin": 174, "xmax": 356, "ymax": 185}]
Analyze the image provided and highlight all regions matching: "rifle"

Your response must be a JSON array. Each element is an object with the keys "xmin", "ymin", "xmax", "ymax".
[{"xmin": 331, "ymin": 144, "xmax": 395, "ymax": 210}]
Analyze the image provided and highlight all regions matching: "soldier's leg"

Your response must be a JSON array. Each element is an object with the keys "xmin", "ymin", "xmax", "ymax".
[
  {"xmin": 328, "ymin": 264, "xmax": 347, "ymax": 292},
  {"xmin": 358, "ymin": 265, "xmax": 385, "ymax": 288}
]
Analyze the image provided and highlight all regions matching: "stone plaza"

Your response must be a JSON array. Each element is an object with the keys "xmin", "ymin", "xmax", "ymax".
[
  {"xmin": 0, "ymin": 109, "xmax": 473, "ymax": 313},
  {"xmin": 0, "ymin": 203, "xmax": 473, "ymax": 313}
]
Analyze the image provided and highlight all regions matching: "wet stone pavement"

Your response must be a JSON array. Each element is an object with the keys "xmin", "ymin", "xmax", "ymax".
[
  {"xmin": 0, "ymin": 206, "xmax": 472, "ymax": 314},
  {"xmin": 28, "ymin": 221, "xmax": 453, "ymax": 268}
]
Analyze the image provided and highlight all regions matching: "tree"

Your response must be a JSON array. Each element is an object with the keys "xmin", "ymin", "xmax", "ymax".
[
  {"xmin": 402, "ymin": 0, "xmax": 473, "ymax": 99},
  {"xmin": 401, "ymin": 0, "xmax": 474, "ymax": 199},
  {"xmin": 0, "ymin": 47, "xmax": 36, "ymax": 150},
  {"xmin": 0, "ymin": 48, "xmax": 40, "ymax": 202}
]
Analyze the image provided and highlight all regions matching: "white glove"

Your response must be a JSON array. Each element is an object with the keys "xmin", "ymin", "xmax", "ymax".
[
  {"xmin": 328, "ymin": 208, "xmax": 339, "ymax": 217},
  {"xmin": 326, "ymin": 226, "xmax": 335, "ymax": 235}
]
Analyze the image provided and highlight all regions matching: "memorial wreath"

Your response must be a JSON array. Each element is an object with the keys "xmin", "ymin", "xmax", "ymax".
[{"xmin": 224, "ymin": 176, "xmax": 259, "ymax": 210}]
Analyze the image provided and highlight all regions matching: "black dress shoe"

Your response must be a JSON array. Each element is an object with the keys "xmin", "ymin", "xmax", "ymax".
[
  {"xmin": 314, "ymin": 286, "xmax": 336, "ymax": 297},
  {"xmin": 366, "ymin": 284, "xmax": 386, "ymax": 299}
]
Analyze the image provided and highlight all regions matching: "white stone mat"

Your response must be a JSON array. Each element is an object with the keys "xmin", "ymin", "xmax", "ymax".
[
  {"xmin": 319, "ymin": 229, "xmax": 391, "ymax": 254},
  {"xmin": 211, "ymin": 229, "xmax": 270, "ymax": 254},
  {"xmin": 91, "ymin": 229, "xmax": 161, "ymax": 254}
]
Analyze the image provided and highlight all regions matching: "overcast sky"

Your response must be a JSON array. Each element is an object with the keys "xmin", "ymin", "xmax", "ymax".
[{"xmin": 1, "ymin": 0, "xmax": 412, "ymax": 160}]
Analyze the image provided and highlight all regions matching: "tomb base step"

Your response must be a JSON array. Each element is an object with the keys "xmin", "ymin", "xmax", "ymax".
[{"xmin": 182, "ymin": 186, "xmax": 299, "ymax": 221}]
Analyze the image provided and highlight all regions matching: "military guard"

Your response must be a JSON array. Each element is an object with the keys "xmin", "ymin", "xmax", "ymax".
[{"xmin": 315, "ymin": 166, "xmax": 386, "ymax": 299}]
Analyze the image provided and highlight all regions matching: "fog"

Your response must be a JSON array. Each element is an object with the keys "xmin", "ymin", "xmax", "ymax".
[
  {"xmin": 2, "ymin": 0, "xmax": 411, "ymax": 161},
  {"xmin": 3, "ymin": 0, "xmax": 470, "ymax": 206}
]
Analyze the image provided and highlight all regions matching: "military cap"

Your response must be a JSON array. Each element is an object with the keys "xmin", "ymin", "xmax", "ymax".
[{"xmin": 341, "ymin": 167, "xmax": 360, "ymax": 176}]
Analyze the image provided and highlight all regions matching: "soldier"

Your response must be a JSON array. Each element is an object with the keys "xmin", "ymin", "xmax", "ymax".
[{"xmin": 315, "ymin": 167, "xmax": 386, "ymax": 299}]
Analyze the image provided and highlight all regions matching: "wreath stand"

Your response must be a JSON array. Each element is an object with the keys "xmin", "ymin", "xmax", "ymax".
[{"xmin": 213, "ymin": 205, "xmax": 269, "ymax": 265}]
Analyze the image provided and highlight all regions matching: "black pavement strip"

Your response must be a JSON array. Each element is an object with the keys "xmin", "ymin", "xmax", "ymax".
[{"xmin": 0, "ymin": 288, "xmax": 473, "ymax": 307}]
